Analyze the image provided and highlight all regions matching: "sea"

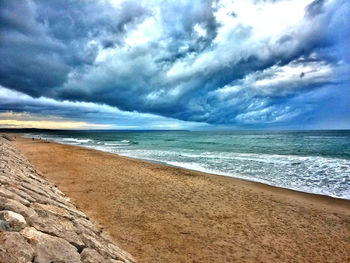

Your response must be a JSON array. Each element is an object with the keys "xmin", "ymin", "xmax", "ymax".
[{"xmin": 25, "ymin": 130, "xmax": 350, "ymax": 200}]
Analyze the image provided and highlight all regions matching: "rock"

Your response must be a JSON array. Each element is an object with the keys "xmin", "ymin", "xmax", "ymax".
[
  {"xmin": 20, "ymin": 180, "xmax": 71, "ymax": 205},
  {"xmin": 107, "ymin": 242, "xmax": 136, "ymax": 263},
  {"xmin": 0, "ymin": 210, "xmax": 27, "ymax": 231},
  {"xmin": 0, "ymin": 231, "xmax": 35, "ymax": 263},
  {"xmin": 0, "ymin": 173, "xmax": 13, "ymax": 185},
  {"xmin": 0, "ymin": 197, "xmax": 37, "ymax": 224},
  {"xmin": 27, "ymin": 172, "xmax": 49, "ymax": 185},
  {"xmin": 15, "ymin": 184, "xmax": 54, "ymax": 205},
  {"xmin": 30, "ymin": 208, "xmax": 84, "ymax": 251},
  {"xmin": 7, "ymin": 186, "xmax": 36, "ymax": 203},
  {"xmin": 21, "ymin": 227, "xmax": 81, "ymax": 263},
  {"xmin": 75, "ymin": 217, "xmax": 101, "ymax": 234},
  {"xmin": 31, "ymin": 202, "xmax": 73, "ymax": 220},
  {"xmin": 80, "ymin": 230, "xmax": 110, "ymax": 258},
  {"xmin": 56, "ymin": 201, "xmax": 89, "ymax": 218},
  {"xmin": 80, "ymin": 229, "xmax": 135, "ymax": 263},
  {"xmin": 0, "ymin": 186, "xmax": 30, "ymax": 206},
  {"xmin": 81, "ymin": 248, "xmax": 106, "ymax": 263},
  {"xmin": 1, "ymin": 134, "xmax": 13, "ymax": 141},
  {"xmin": 0, "ymin": 137, "xmax": 135, "ymax": 263}
]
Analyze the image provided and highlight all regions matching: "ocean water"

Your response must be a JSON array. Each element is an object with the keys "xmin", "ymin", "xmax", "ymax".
[{"xmin": 25, "ymin": 130, "xmax": 350, "ymax": 199}]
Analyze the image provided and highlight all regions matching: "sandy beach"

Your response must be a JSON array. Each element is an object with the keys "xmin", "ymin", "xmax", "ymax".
[{"xmin": 8, "ymin": 134, "xmax": 350, "ymax": 262}]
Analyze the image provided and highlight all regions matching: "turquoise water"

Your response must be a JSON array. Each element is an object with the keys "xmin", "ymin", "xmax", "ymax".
[{"xmin": 26, "ymin": 130, "xmax": 350, "ymax": 199}]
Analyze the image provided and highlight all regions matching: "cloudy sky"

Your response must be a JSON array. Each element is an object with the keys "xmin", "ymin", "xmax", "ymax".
[{"xmin": 0, "ymin": 0, "xmax": 349, "ymax": 130}]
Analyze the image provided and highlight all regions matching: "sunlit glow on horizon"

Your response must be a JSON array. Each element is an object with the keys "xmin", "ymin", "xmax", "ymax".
[{"xmin": 0, "ymin": 112, "xmax": 112, "ymax": 130}]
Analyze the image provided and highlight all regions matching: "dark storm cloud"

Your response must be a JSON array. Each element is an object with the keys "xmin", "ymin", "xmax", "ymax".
[
  {"xmin": 0, "ymin": 0, "xmax": 349, "ymax": 128},
  {"xmin": 306, "ymin": 0, "xmax": 326, "ymax": 17},
  {"xmin": 157, "ymin": 0, "xmax": 219, "ymax": 56},
  {"xmin": 0, "ymin": 0, "xmax": 149, "ymax": 97},
  {"xmin": 0, "ymin": 86, "xmax": 208, "ymax": 129}
]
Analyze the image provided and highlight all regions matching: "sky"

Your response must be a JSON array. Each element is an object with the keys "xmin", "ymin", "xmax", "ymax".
[{"xmin": 0, "ymin": 0, "xmax": 349, "ymax": 130}]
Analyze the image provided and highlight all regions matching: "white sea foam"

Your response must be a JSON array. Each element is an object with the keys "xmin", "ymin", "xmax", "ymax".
[
  {"xmin": 118, "ymin": 149, "xmax": 350, "ymax": 199},
  {"xmin": 24, "ymin": 133, "xmax": 350, "ymax": 200},
  {"xmin": 61, "ymin": 138, "xmax": 92, "ymax": 143},
  {"xmin": 104, "ymin": 142, "xmax": 126, "ymax": 146}
]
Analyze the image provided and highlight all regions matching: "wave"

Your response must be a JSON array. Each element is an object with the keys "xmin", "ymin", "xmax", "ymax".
[
  {"xmin": 60, "ymin": 138, "xmax": 92, "ymax": 143},
  {"xmin": 104, "ymin": 142, "xmax": 126, "ymax": 146},
  {"xmin": 119, "ymin": 149, "xmax": 350, "ymax": 199},
  {"xmin": 24, "ymin": 133, "xmax": 350, "ymax": 200}
]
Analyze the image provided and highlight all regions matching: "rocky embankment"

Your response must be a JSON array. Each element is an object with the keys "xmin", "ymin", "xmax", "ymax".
[{"xmin": 0, "ymin": 136, "xmax": 136, "ymax": 263}]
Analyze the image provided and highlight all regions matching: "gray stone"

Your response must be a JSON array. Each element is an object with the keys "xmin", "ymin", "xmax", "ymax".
[
  {"xmin": 0, "ymin": 186, "xmax": 30, "ymax": 206},
  {"xmin": 80, "ymin": 230, "xmax": 110, "ymax": 258},
  {"xmin": 27, "ymin": 172, "xmax": 48, "ymax": 184},
  {"xmin": 8, "ymin": 186, "xmax": 36, "ymax": 203},
  {"xmin": 16, "ymin": 185, "xmax": 55, "ymax": 205},
  {"xmin": 81, "ymin": 248, "xmax": 106, "ymax": 263},
  {"xmin": 30, "ymin": 208, "xmax": 84, "ymax": 250},
  {"xmin": 0, "ymin": 174, "xmax": 13, "ymax": 185},
  {"xmin": 107, "ymin": 242, "xmax": 135, "ymax": 263},
  {"xmin": 0, "ymin": 137, "xmax": 135, "ymax": 263},
  {"xmin": 20, "ymin": 180, "xmax": 71, "ymax": 205},
  {"xmin": 1, "ymin": 134, "xmax": 13, "ymax": 141},
  {"xmin": 21, "ymin": 227, "xmax": 82, "ymax": 263},
  {"xmin": 0, "ymin": 231, "xmax": 35, "ymax": 263},
  {"xmin": 0, "ymin": 210, "xmax": 27, "ymax": 231},
  {"xmin": 31, "ymin": 202, "xmax": 73, "ymax": 220},
  {"xmin": 56, "ymin": 201, "xmax": 89, "ymax": 218},
  {"xmin": 75, "ymin": 217, "xmax": 101, "ymax": 234},
  {"xmin": 0, "ymin": 197, "xmax": 37, "ymax": 224},
  {"xmin": 79, "ymin": 230, "xmax": 135, "ymax": 263}
]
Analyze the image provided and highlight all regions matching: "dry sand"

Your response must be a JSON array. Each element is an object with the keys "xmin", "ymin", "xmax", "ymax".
[{"xmin": 8, "ymin": 134, "xmax": 350, "ymax": 262}]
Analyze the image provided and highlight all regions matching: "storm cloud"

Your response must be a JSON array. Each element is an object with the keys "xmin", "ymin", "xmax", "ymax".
[{"xmin": 0, "ymin": 0, "xmax": 349, "ymax": 129}]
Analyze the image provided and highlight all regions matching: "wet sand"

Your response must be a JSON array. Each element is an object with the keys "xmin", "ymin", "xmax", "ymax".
[{"xmin": 9, "ymin": 134, "xmax": 350, "ymax": 262}]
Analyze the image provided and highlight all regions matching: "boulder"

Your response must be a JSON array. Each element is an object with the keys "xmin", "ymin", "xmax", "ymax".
[
  {"xmin": 0, "ymin": 137, "xmax": 136, "ymax": 263},
  {"xmin": 0, "ymin": 197, "xmax": 37, "ymax": 224},
  {"xmin": 0, "ymin": 186, "xmax": 30, "ymax": 206},
  {"xmin": 31, "ymin": 202, "xmax": 73, "ymax": 220},
  {"xmin": 30, "ymin": 208, "xmax": 84, "ymax": 250},
  {"xmin": 7, "ymin": 186, "xmax": 36, "ymax": 203},
  {"xmin": 81, "ymin": 248, "xmax": 106, "ymax": 263},
  {"xmin": 0, "ymin": 231, "xmax": 35, "ymax": 263},
  {"xmin": 74, "ymin": 217, "xmax": 102, "ymax": 234},
  {"xmin": 0, "ymin": 210, "xmax": 27, "ymax": 231},
  {"xmin": 107, "ymin": 242, "xmax": 136, "ymax": 263},
  {"xmin": 1, "ymin": 134, "xmax": 13, "ymax": 141},
  {"xmin": 21, "ymin": 227, "xmax": 81, "ymax": 263},
  {"xmin": 79, "ymin": 229, "xmax": 135, "ymax": 263}
]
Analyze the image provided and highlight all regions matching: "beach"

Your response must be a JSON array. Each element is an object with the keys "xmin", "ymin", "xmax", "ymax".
[{"xmin": 9, "ymin": 134, "xmax": 350, "ymax": 262}]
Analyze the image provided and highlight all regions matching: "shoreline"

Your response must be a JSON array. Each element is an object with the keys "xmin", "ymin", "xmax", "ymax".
[
  {"xmin": 0, "ymin": 135, "xmax": 135, "ymax": 263},
  {"xmin": 22, "ymin": 132, "xmax": 350, "ymax": 203},
  {"xmin": 7, "ymin": 133, "xmax": 350, "ymax": 262}
]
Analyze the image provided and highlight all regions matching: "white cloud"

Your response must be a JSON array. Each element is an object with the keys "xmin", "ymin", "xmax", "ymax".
[
  {"xmin": 165, "ymin": 0, "xmax": 317, "ymax": 81},
  {"xmin": 235, "ymin": 105, "xmax": 302, "ymax": 124},
  {"xmin": 211, "ymin": 58, "xmax": 334, "ymax": 97},
  {"xmin": 194, "ymin": 24, "xmax": 206, "ymax": 37},
  {"xmin": 215, "ymin": 0, "xmax": 312, "ymax": 38},
  {"xmin": 125, "ymin": 15, "xmax": 160, "ymax": 46}
]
